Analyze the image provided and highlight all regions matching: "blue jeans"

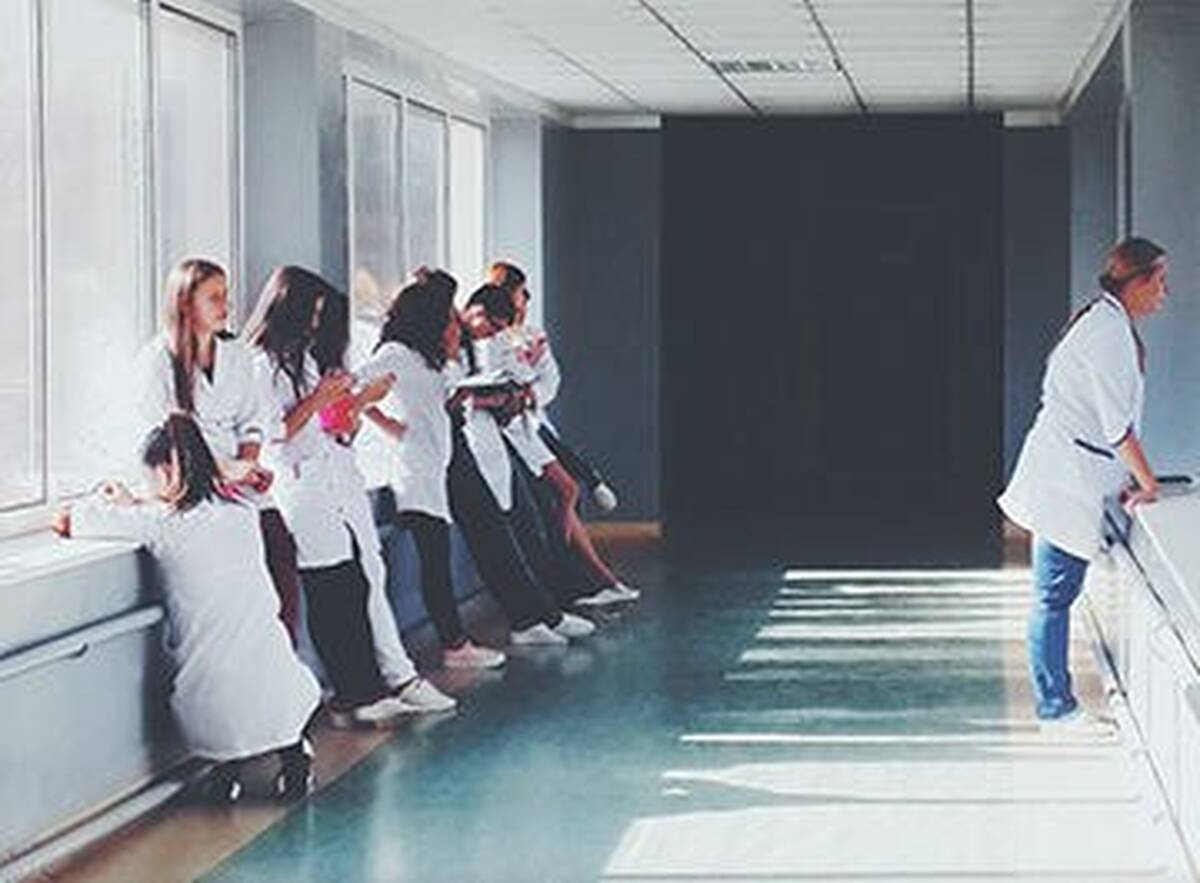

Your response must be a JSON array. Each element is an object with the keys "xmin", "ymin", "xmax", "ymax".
[{"xmin": 1029, "ymin": 539, "xmax": 1089, "ymax": 720}]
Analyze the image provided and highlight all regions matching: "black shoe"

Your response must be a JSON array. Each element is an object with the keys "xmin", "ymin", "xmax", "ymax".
[
  {"xmin": 204, "ymin": 764, "xmax": 243, "ymax": 804},
  {"xmin": 275, "ymin": 738, "xmax": 315, "ymax": 802}
]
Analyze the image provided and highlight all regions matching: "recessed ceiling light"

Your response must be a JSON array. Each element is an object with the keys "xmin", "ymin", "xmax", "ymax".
[{"xmin": 708, "ymin": 58, "xmax": 833, "ymax": 76}]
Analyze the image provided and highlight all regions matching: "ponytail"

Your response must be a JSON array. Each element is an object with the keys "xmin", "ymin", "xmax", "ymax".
[
  {"xmin": 1099, "ymin": 237, "xmax": 1167, "ymax": 295},
  {"xmin": 141, "ymin": 414, "xmax": 222, "ymax": 512}
]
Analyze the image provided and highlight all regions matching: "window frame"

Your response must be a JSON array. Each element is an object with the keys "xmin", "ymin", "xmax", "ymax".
[
  {"xmin": 0, "ymin": 0, "xmax": 243, "ymax": 540},
  {"xmin": 345, "ymin": 74, "xmax": 408, "ymax": 326},
  {"xmin": 0, "ymin": 0, "xmax": 48, "ymax": 528},
  {"xmin": 154, "ymin": 0, "xmax": 245, "ymax": 322},
  {"xmin": 343, "ymin": 67, "xmax": 491, "ymax": 325},
  {"xmin": 446, "ymin": 113, "xmax": 488, "ymax": 293}
]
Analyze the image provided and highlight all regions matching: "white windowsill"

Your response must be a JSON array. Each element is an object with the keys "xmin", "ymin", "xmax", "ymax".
[{"xmin": 0, "ymin": 531, "xmax": 141, "ymax": 589}]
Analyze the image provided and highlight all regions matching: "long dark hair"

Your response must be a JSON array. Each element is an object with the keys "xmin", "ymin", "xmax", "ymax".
[
  {"xmin": 142, "ymin": 414, "xmax": 222, "ymax": 513},
  {"xmin": 243, "ymin": 266, "xmax": 343, "ymax": 397},
  {"xmin": 163, "ymin": 258, "xmax": 227, "ymax": 413},
  {"xmin": 377, "ymin": 269, "xmax": 458, "ymax": 371},
  {"xmin": 312, "ymin": 286, "xmax": 350, "ymax": 376}
]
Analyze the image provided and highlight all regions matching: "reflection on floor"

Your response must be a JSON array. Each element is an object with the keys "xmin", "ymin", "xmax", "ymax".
[{"xmin": 43, "ymin": 535, "xmax": 1195, "ymax": 882}]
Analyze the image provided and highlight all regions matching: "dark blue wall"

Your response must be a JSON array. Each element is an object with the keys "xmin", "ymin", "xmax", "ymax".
[
  {"xmin": 542, "ymin": 128, "xmax": 662, "ymax": 522},
  {"xmin": 659, "ymin": 115, "xmax": 1004, "ymax": 565},
  {"xmin": 1130, "ymin": 1, "xmax": 1200, "ymax": 474},
  {"xmin": 1003, "ymin": 127, "xmax": 1071, "ymax": 476},
  {"xmin": 542, "ymin": 120, "xmax": 1075, "ymax": 547},
  {"xmin": 1068, "ymin": 35, "xmax": 1124, "ymax": 309}
]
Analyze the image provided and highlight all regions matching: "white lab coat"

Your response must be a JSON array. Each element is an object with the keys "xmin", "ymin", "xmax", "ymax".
[
  {"xmin": 349, "ymin": 319, "xmax": 392, "ymax": 491},
  {"xmin": 998, "ymin": 293, "xmax": 1143, "ymax": 560},
  {"xmin": 356, "ymin": 342, "xmax": 453, "ymax": 521},
  {"xmin": 472, "ymin": 331, "xmax": 557, "ymax": 475},
  {"xmin": 254, "ymin": 351, "xmax": 417, "ymax": 686},
  {"xmin": 136, "ymin": 333, "xmax": 265, "ymax": 458},
  {"xmin": 70, "ymin": 496, "xmax": 319, "ymax": 761},
  {"xmin": 448, "ymin": 358, "xmax": 516, "ymax": 512},
  {"xmin": 135, "ymin": 334, "xmax": 274, "ymax": 508}
]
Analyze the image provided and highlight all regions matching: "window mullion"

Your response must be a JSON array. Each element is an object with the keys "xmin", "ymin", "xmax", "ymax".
[{"xmin": 33, "ymin": 0, "xmax": 49, "ymax": 510}]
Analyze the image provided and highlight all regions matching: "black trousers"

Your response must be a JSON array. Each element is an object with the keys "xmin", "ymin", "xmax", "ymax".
[
  {"xmin": 448, "ymin": 427, "xmax": 562, "ymax": 631},
  {"xmin": 259, "ymin": 508, "xmax": 301, "ymax": 644},
  {"xmin": 393, "ymin": 511, "xmax": 465, "ymax": 647},
  {"xmin": 299, "ymin": 539, "xmax": 387, "ymax": 708}
]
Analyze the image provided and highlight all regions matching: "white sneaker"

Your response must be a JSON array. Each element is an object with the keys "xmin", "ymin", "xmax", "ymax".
[
  {"xmin": 575, "ymin": 587, "xmax": 626, "ymax": 607},
  {"xmin": 610, "ymin": 582, "xmax": 640, "ymax": 601},
  {"xmin": 1039, "ymin": 708, "xmax": 1116, "ymax": 738},
  {"xmin": 553, "ymin": 611, "xmax": 596, "ymax": 640},
  {"xmin": 511, "ymin": 623, "xmax": 569, "ymax": 646},
  {"xmin": 329, "ymin": 694, "xmax": 410, "ymax": 728},
  {"xmin": 576, "ymin": 583, "xmax": 639, "ymax": 607},
  {"xmin": 592, "ymin": 483, "xmax": 618, "ymax": 511},
  {"xmin": 443, "ymin": 640, "xmax": 507, "ymax": 670},
  {"xmin": 393, "ymin": 678, "xmax": 458, "ymax": 713}
]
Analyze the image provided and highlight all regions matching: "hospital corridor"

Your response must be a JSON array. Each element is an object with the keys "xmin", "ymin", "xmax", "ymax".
[{"xmin": 5, "ymin": 0, "xmax": 1200, "ymax": 880}]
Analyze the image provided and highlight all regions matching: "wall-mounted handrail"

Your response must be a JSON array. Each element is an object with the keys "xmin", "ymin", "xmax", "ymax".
[{"xmin": 0, "ymin": 607, "xmax": 164, "ymax": 684}]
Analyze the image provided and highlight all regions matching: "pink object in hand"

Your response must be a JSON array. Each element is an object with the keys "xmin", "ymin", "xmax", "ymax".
[{"xmin": 319, "ymin": 397, "xmax": 356, "ymax": 435}]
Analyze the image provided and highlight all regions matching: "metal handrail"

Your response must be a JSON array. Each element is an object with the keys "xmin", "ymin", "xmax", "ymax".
[{"xmin": 0, "ymin": 607, "xmax": 164, "ymax": 684}]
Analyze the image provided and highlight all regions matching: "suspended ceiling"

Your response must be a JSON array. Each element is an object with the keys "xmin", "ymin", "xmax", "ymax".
[{"xmin": 327, "ymin": 0, "xmax": 1126, "ymax": 116}]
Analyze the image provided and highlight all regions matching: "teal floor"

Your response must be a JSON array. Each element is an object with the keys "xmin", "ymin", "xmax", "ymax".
[{"xmin": 204, "ymin": 562, "xmax": 1191, "ymax": 882}]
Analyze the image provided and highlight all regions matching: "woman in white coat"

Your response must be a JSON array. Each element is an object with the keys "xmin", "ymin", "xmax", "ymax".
[
  {"xmin": 999, "ymin": 237, "xmax": 1167, "ymax": 729},
  {"xmin": 466, "ymin": 279, "xmax": 636, "ymax": 607},
  {"xmin": 245, "ymin": 266, "xmax": 455, "ymax": 725},
  {"xmin": 355, "ymin": 270, "xmax": 505, "ymax": 669},
  {"xmin": 135, "ymin": 258, "xmax": 301, "ymax": 641},
  {"xmin": 487, "ymin": 261, "xmax": 619, "ymax": 513},
  {"xmin": 54, "ymin": 415, "xmax": 320, "ymax": 801}
]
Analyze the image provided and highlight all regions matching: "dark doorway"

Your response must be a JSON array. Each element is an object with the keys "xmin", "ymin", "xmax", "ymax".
[{"xmin": 661, "ymin": 115, "xmax": 1004, "ymax": 566}]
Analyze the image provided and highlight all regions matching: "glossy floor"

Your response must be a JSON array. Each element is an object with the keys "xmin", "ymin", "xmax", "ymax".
[{"xmin": 49, "ymin": 543, "xmax": 1196, "ymax": 882}]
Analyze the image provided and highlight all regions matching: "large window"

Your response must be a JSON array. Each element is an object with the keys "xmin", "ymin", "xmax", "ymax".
[
  {"xmin": 0, "ymin": 0, "xmax": 241, "ymax": 531},
  {"xmin": 448, "ymin": 118, "xmax": 486, "ymax": 290},
  {"xmin": 157, "ymin": 6, "xmax": 238, "ymax": 282},
  {"xmin": 347, "ymin": 80, "xmax": 488, "ymax": 321},
  {"xmin": 405, "ymin": 102, "xmax": 448, "ymax": 275},
  {"xmin": 44, "ymin": 0, "xmax": 149, "ymax": 495},
  {"xmin": 348, "ymin": 79, "xmax": 403, "ymax": 324},
  {"xmin": 0, "ymin": 0, "xmax": 40, "ymax": 511}
]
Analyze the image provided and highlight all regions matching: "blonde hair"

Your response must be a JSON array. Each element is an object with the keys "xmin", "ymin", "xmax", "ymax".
[{"xmin": 163, "ymin": 258, "xmax": 227, "ymax": 413}]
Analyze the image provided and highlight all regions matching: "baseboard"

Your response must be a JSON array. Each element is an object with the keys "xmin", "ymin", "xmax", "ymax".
[{"xmin": 585, "ymin": 521, "xmax": 663, "ymax": 542}]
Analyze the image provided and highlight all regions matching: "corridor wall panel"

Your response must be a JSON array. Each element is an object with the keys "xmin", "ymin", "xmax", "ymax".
[{"xmin": 661, "ymin": 116, "xmax": 1004, "ymax": 564}]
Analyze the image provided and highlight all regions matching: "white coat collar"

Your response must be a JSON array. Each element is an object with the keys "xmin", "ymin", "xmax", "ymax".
[{"xmin": 1099, "ymin": 291, "xmax": 1131, "ymax": 321}]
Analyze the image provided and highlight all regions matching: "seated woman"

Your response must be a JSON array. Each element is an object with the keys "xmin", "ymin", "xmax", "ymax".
[
  {"xmin": 466, "ymin": 279, "xmax": 637, "ymax": 608},
  {"xmin": 360, "ymin": 268, "xmax": 594, "ymax": 647},
  {"xmin": 53, "ymin": 415, "xmax": 320, "ymax": 802}
]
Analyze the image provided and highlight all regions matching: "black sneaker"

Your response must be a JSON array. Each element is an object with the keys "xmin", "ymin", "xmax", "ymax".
[
  {"xmin": 204, "ymin": 763, "xmax": 243, "ymax": 804},
  {"xmin": 275, "ymin": 738, "xmax": 315, "ymax": 801}
]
